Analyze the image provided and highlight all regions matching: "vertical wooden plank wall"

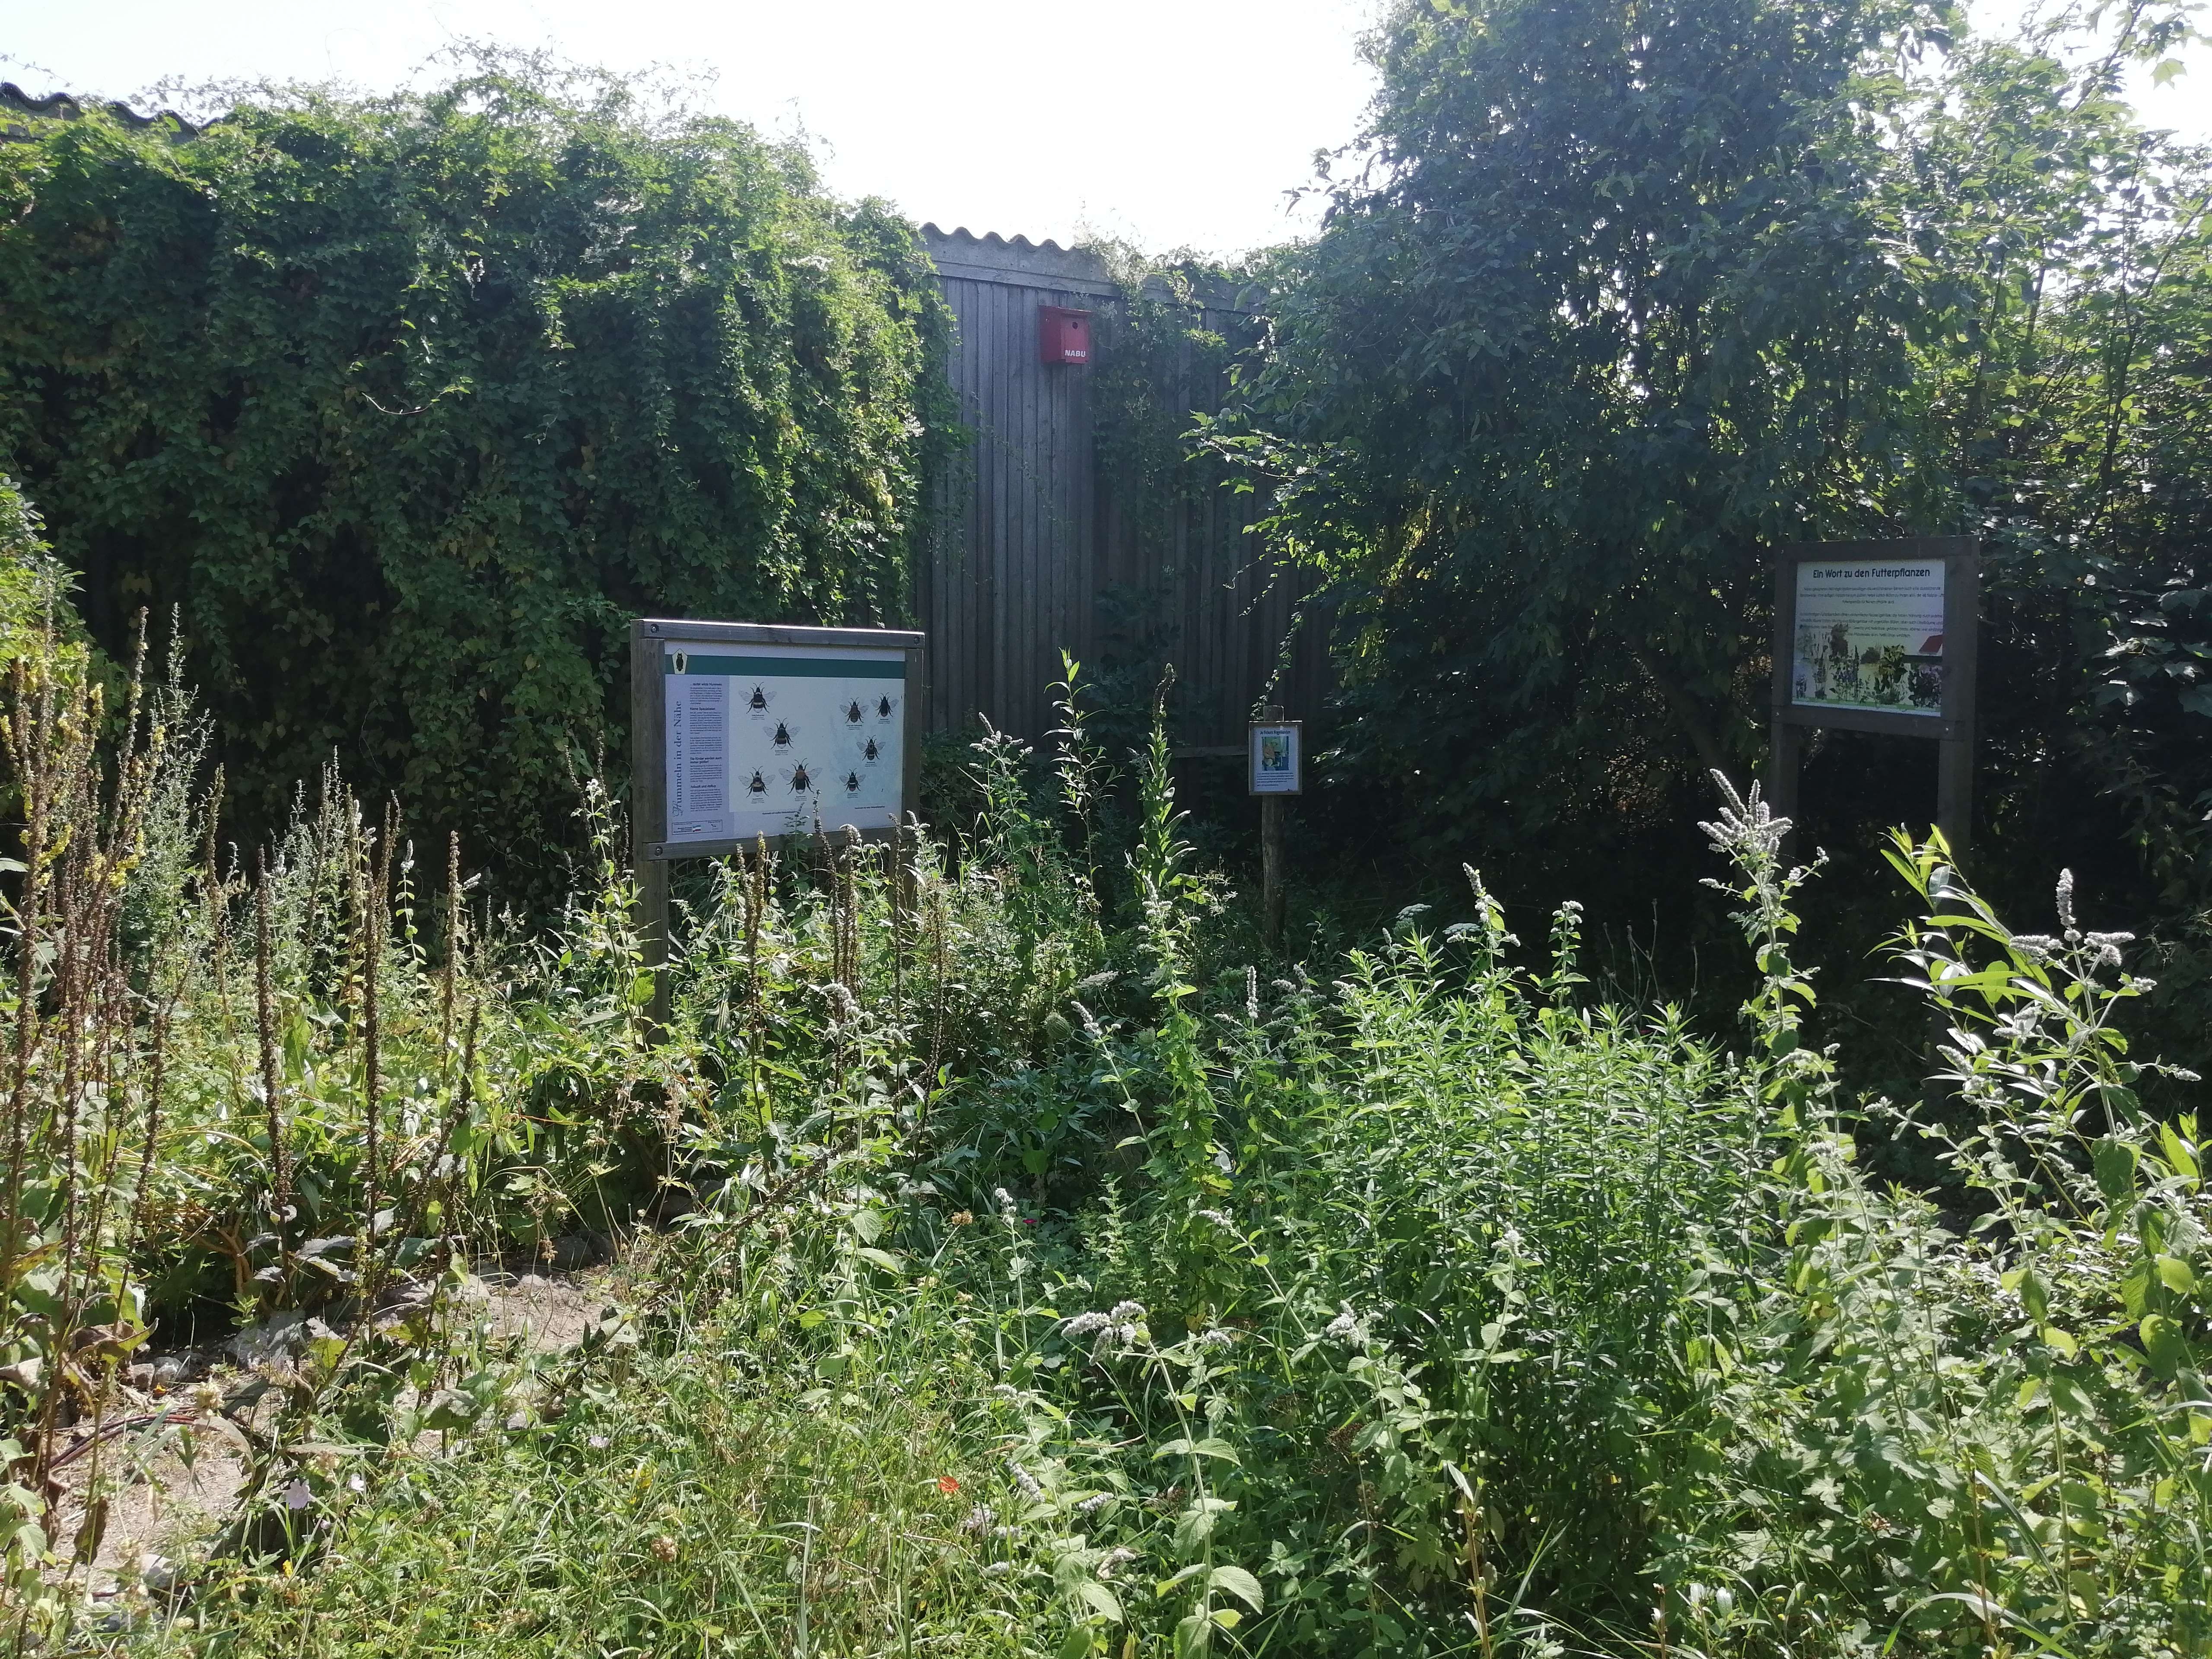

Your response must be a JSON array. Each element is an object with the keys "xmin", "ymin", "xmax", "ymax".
[{"xmin": 920, "ymin": 227, "xmax": 1328, "ymax": 747}]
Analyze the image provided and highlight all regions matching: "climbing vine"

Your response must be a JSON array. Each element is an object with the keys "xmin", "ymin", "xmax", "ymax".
[
  {"xmin": 0, "ymin": 59, "xmax": 955, "ymax": 896},
  {"xmin": 1081, "ymin": 242, "xmax": 1262, "ymax": 749}
]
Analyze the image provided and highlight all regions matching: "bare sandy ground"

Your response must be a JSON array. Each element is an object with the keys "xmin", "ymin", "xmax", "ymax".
[{"xmin": 44, "ymin": 1265, "xmax": 616, "ymax": 1607}]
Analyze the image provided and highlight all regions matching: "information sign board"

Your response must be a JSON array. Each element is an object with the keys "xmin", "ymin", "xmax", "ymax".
[
  {"xmin": 632, "ymin": 619, "xmax": 925, "ymax": 861},
  {"xmin": 1771, "ymin": 539, "xmax": 1977, "ymax": 742},
  {"xmin": 1248, "ymin": 721, "xmax": 1302, "ymax": 795},
  {"xmin": 1767, "ymin": 537, "xmax": 1978, "ymax": 868},
  {"xmin": 1789, "ymin": 559, "xmax": 1946, "ymax": 717}
]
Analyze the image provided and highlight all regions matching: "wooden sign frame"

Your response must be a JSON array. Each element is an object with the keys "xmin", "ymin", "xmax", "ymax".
[
  {"xmin": 629, "ymin": 617, "xmax": 926, "ymax": 1025},
  {"xmin": 629, "ymin": 617, "xmax": 926, "ymax": 863},
  {"xmin": 1767, "ymin": 537, "xmax": 1978, "ymax": 860}
]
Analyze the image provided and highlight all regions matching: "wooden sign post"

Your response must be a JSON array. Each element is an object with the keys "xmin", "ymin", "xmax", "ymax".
[
  {"xmin": 1248, "ymin": 708, "xmax": 1302, "ymax": 950},
  {"xmin": 1768, "ymin": 538, "xmax": 1979, "ymax": 864},
  {"xmin": 630, "ymin": 618, "xmax": 926, "ymax": 1028}
]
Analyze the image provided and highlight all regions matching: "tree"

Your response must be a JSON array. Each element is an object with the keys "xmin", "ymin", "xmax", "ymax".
[{"xmin": 1218, "ymin": 0, "xmax": 2209, "ymax": 918}]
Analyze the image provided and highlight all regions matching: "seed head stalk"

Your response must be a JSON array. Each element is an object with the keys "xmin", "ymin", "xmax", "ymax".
[
  {"xmin": 746, "ymin": 833, "xmax": 768, "ymax": 1133},
  {"xmin": 362, "ymin": 803, "xmax": 394, "ymax": 1245},
  {"xmin": 255, "ymin": 852, "xmax": 292, "ymax": 1295}
]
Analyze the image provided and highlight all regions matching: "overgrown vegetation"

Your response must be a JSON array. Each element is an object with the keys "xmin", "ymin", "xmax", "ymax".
[
  {"xmin": 0, "ymin": 540, "xmax": 2198, "ymax": 1651},
  {"xmin": 2, "ymin": 1, "xmax": 2209, "ymax": 1651},
  {"xmin": 1211, "ymin": 0, "xmax": 2212, "ymax": 1074},
  {"xmin": 0, "ymin": 56, "xmax": 955, "ymax": 894}
]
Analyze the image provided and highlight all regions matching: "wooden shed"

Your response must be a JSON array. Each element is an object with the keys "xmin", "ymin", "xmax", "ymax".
[{"xmin": 918, "ymin": 226, "xmax": 1329, "ymax": 748}]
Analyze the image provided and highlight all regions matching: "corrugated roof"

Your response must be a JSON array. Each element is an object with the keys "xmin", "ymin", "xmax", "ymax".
[
  {"xmin": 0, "ymin": 82, "xmax": 204, "ymax": 144},
  {"xmin": 919, "ymin": 224, "xmax": 1120, "ymax": 295}
]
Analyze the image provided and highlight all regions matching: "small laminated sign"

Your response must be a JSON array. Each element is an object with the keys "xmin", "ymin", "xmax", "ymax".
[{"xmin": 1249, "ymin": 721, "xmax": 1302, "ymax": 796}]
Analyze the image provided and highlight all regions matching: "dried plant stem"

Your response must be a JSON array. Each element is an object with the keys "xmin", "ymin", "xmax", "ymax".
[
  {"xmin": 926, "ymin": 883, "xmax": 949, "ymax": 1113},
  {"xmin": 0, "ymin": 658, "xmax": 48, "ymax": 1316},
  {"xmin": 126, "ymin": 995, "xmax": 178, "ymax": 1262},
  {"xmin": 890, "ymin": 820, "xmax": 906, "ymax": 1030},
  {"xmin": 440, "ymin": 831, "xmax": 461, "ymax": 1082},
  {"xmin": 746, "ymin": 834, "xmax": 768, "ymax": 1128},
  {"xmin": 254, "ymin": 853, "xmax": 291, "ymax": 1286},
  {"xmin": 410, "ymin": 989, "xmax": 480, "ymax": 1256},
  {"xmin": 834, "ymin": 826, "xmax": 862, "ymax": 1095},
  {"xmin": 363, "ymin": 804, "xmax": 394, "ymax": 1239}
]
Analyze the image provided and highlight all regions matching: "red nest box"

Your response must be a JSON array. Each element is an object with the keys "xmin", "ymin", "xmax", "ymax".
[{"xmin": 1039, "ymin": 305, "xmax": 1091, "ymax": 365}]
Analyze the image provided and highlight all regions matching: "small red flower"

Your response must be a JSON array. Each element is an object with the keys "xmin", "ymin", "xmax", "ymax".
[{"xmin": 938, "ymin": 1476, "xmax": 961, "ymax": 1495}]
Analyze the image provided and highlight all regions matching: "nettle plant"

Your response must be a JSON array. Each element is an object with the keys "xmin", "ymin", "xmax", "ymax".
[{"xmin": 1668, "ymin": 781, "xmax": 2212, "ymax": 1657}]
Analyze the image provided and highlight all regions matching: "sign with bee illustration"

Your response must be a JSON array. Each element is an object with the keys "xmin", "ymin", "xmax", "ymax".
[{"xmin": 632, "ymin": 619, "xmax": 924, "ymax": 858}]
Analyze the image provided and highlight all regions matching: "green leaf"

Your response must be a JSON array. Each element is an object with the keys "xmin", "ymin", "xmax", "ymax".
[
  {"xmin": 1173, "ymin": 1498, "xmax": 1233, "ymax": 1553},
  {"xmin": 2142, "ymin": 1313, "xmax": 2189, "ymax": 1380},
  {"xmin": 1077, "ymin": 1580, "xmax": 1125, "ymax": 1623},
  {"xmin": 2160, "ymin": 1122, "xmax": 2199, "ymax": 1182},
  {"xmin": 2093, "ymin": 1138, "xmax": 2138, "ymax": 1208},
  {"xmin": 1207, "ymin": 1566, "xmax": 1264, "ymax": 1611},
  {"xmin": 2009, "ymin": 1265, "xmax": 2050, "ymax": 1324},
  {"xmin": 1152, "ymin": 1437, "xmax": 1239, "ymax": 1465}
]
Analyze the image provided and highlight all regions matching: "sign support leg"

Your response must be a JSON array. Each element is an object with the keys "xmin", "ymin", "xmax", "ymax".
[
  {"xmin": 638, "ymin": 853, "xmax": 671, "ymax": 1035},
  {"xmin": 1768, "ymin": 719, "xmax": 1802, "ymax": 868},
  {"xmin": 1936, "ymin": 735, "xmax": 1973, "ymax": 872},
  {"xmin": 1261, "ymin": 796, "xmax": 1286, "ymax": 951}
]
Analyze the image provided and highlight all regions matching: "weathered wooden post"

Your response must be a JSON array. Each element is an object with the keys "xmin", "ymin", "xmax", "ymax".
[{"xmin": 1248, "ymin": 705, "xmax": 1302, "ymax": 951}]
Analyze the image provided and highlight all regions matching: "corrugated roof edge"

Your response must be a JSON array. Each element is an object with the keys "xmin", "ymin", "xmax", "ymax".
[
  {"xmin": 919, "ymin": 223, "xmax": 1254, "ymax": 313},
  {"xmin": 920, "ymin": 224, "xmax": 1116, "ymax": 285},
  {"xmin": 1, "ymin": 82, "xmax": 205, "ymax": 144}
]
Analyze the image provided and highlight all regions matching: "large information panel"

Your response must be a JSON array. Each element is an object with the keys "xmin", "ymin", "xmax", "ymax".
[
  {"xmin": 1767, "ymin": 538, "xmax": 1979, "ymax": 877},
  {"xmin": 633, "ymin": 620, "xmax": 925, "ymax": 858},
  {"xmin": 1789, "ymin": 558, "xmax": 1946, "ymax": 716}
]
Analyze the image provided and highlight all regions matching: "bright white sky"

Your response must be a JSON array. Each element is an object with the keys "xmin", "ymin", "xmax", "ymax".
[
  {"xmin": 3, "ymin": 0, "xmax": 2207, "ymax": 260},
  {"xmin": 2, "ymin": 0, "xmax": 1381, "ymax": 257}
]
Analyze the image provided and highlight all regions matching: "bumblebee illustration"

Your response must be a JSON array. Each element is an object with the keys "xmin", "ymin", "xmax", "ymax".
[
  {"xmin": 789, "ymin": 763, "xmax": 814, "ymax": 795},
  {"xmin": 747, "ymin": 770, "xmax": 768, "ymax": 798},
  {"xmin": 877, "ymin": 694, "xmax": 894, "ymax": 720},
  {"xmin": 771, "ymin": 721, "xmax": 794, "ymax": 751},
  {"xmin": 844, "ymin": 699, "xmax": 864, "ymax": 725},
  {"xmin": 844, "ymin": 771, "xmax": 861, "ymax": 794},
  {"xmin": 747, "ymin": 685, "xmax": 769, "ymax": 712},
  {"xmin": 863, "ymin": 737, "xmax": 880, "ymax": 763}
]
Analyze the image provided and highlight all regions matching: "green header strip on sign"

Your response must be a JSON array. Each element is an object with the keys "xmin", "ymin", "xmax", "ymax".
[{"xmin": 664, "ymin": 655, "xmax": 904, "ymax": 680}]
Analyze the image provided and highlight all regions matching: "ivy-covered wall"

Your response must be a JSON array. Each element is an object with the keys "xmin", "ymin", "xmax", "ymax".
[{"xmin": 0, "ymin": 68, "xmax": 953, "ymax": 894}]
